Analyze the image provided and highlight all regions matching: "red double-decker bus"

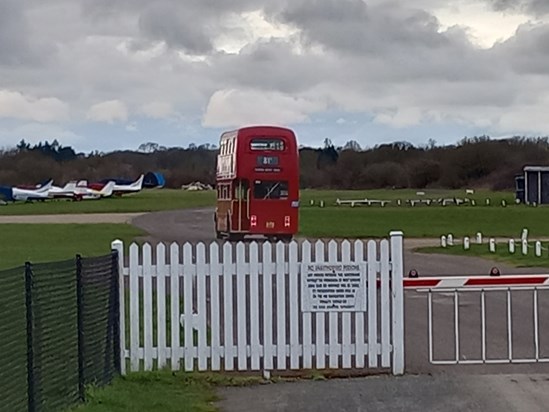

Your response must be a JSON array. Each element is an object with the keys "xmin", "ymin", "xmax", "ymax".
[{"xmin": 214, "ymin": 125, "xmax": 299, "ymax": 241}]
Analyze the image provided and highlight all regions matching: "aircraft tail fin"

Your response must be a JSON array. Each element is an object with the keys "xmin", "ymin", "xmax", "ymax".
[
  {"xmin": 130, "ymin": 174, "xmax": 144, "ymax": 190},
  {"xmin": 100, "ymin": 181, "xmax": 115, "ymax": 197}
]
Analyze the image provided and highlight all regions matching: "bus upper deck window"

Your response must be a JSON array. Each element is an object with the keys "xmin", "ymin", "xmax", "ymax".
[{"xmin": 250, "ymin": 138, "xmax": 285, "ymax": 151}]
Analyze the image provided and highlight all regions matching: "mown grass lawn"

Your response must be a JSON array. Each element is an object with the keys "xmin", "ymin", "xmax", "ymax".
[
  {"xmin": 0, "ymin": 223, "xmax": 145, "ymax": 270},
  {"xmin": 70, "ymin": 371, "xmax": 265, "ymax": 412},
  {"xmin": 417, "ymin": 242, "xmax": 549, "ymax": 268},
  {"xmin": 299, "ymin": 188, "xmax": 514, "ymax": 206},
  {"xmin": 0, "ymin": 189, "xmax": 215, "ymax": 215},
  {"xmin": 299, "ymin": 206, "xmax": 549, "ymax": 238},
  {"xmin": 0, "ymin": 188, "xmax": 513, "ymax": 216}
]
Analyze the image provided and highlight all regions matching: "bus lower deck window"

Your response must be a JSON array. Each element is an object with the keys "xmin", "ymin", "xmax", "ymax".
[{"xmin": 254, "ymin": 180, "xmax": 288, "ymax": 199}]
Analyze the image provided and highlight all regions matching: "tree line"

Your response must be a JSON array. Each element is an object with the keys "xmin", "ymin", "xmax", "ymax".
[{"xmin": 1, "ymin": 136, "xmax": 548, "ymax": 190}]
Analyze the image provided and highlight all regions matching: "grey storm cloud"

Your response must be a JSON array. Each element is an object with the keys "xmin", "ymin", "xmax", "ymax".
[
  {"xmin": 80, "ymin": 0, "xmax": 278, "ymax": 54},
  {"xmin": 488, "ymin": 0, "xmax": 549, "ymax": 15},
  {"xmin": 2, "ymin": 0, "xmax": 549, "ymax": 142},
  {"xmin": 276, "ymin": 0, "xmax": 448, "ymax": 53},
  {"xmin": 0, "ymin": 0, "xmax": 37, "ymax": 65},
  {"xmin": 137, "ymin": 5, "xmax": 214, "ymax": 54},
  {"xmin": 491, "ymin": 23, "xmax": 549, "ymax": 76}
]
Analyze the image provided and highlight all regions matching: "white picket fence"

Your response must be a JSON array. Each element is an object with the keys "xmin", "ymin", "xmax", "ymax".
[{"xmin": 112, "ymin": 231, "xmax": 404, "ymax": 376}]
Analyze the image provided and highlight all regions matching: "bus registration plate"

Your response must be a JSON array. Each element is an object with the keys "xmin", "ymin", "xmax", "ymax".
[{"xmin": 266, "ymin": 221, "xmax": 275, "ymax": 228}]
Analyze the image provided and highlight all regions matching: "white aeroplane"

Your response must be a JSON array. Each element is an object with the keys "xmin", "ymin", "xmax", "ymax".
[
  {"xmin": 48, "ymin": 180, "xmax": 115, "ymax": 200},
  {"xmin": 0, "ymin": 180, "xmax": 53, "ymax": 202},
  {"xmin": 88, "ymin": 174, "xmax": 144, "ymax": 196}
]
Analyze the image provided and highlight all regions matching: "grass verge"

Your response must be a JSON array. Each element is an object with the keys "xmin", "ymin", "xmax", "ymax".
[
  {"xmin": 0, "ymin": 189, "xmax": 215, "ymax": 215},
  {"xmin": 299, "ymin": 206, "xmax": 549, "ymax": 238},
  {"xmin": 0, "ymin": 223, "xmax": 145, "ymax": 270},
  {"xmin": 417, "ymin": 243, "xmax": 549, "ymax": 268},
  {"xmin": 300, "ymin": 188, "xmax": 514, "ymax": 206},
  {"xmin": 69, "ymin": 371, "xmax": 266, "ymax": 412}
]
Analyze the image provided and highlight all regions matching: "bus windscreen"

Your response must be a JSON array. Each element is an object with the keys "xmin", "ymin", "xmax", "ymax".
[{"xmin": 253, "ymin": 180, "xmax": 288, "ymax": 199}]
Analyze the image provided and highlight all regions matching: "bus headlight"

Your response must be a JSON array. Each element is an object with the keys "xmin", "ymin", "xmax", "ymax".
[
  {"xmin": 251, "ymin": 215, "xmax": 257, "ymax": 227},
  {"xmin": 284, "ymin": 216, "xmax": 290, "ymax": 227}
]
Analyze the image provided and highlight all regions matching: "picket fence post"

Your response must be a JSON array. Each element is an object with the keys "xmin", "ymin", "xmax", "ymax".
[
  {"xmin": 111, "ymin": 239, "xmax": 125, "ymax": 375},
  {"xmin": 390, "ymin": 231, "xmax": 404, "ymax": 375}
]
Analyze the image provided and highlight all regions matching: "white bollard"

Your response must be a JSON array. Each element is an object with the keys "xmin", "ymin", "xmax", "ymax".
[
  {"xmin": 397, "ymin": 199, "xmax": 401, "ymax": 206},
  {"xmin": 521, "ymin": 228, "xmax": 529, "ymax": 241},
  {"xmin": 447, "ymin": 234, "xmax": 454, "ymax": 246},
  {"xmin": 522, "ymin": 239, "xmax": 528, "ymax": 255},
  {"xmin": 489, "ymin": 238, "xmax": 496, "ymax": 253},
  {"xmin": 486, "ymin": 199, "xmax": 490, "ymax": 206},
  {"xmin": 319, "ymin": 200, "xmax": 325, "ymax": 208},
  {"xmin": 536, "ymin": 241, "xmax": 542, "ymax": 257},
  {"xmin": 509, "ymin": 239, "xmax": 515, "ymax": 254},
  {"xmin": 463, "ymin": 237, "xmax": 470, "ymax": 250},
  {"xmin": 476, "ymin": 232, "xmax": 482, "ymax": 244},
  {"xmin": 441, "ymin": 235, "xmax": 447, "ymax": 248}
]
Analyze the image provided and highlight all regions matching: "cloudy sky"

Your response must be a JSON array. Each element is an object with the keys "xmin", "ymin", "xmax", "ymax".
[{"xmin": 1, "ymin": 0, "xmax": 548, "ymax": 152}]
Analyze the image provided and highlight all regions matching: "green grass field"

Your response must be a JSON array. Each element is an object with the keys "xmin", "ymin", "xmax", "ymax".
[
  {"xmin": 0, "ymin": 188, "xmax": 514, "ymax": 216},
  {"xmin": 300, "ymin": 188, "xmax": 514, "ymax": 206},
  {"xmin": 0, "ymin": 189, "xmax": 215, "ymax": 215},
  {"xmin": 299, "ymin": 206, "xmax": 549, "ymax": 238},
  {"xmin": 417, "ymin": 243, "xmax": 549, "ymax": 269},
  {"xmin": 0, "ymin": 224, "xmax": 145, "ymax": 270},
  {"xmin": 70, "ymin": 372, "xmax": 218, "ymax": 412},
  {"xmin": 70, "ymin": 371, "xmax": 269, "ymax": 412}
]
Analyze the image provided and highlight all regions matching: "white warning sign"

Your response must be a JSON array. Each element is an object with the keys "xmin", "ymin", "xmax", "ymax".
[{"xmin": 301, "ymin": 263, "xmax": 367, "ymax": 312}]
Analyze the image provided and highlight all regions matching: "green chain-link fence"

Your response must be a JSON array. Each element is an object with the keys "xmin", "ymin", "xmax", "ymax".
[
  {"xmin": 0, "ymin": 265, "xmax": 28, "ymax": 412},
  {"xmin": 0, "ymin": 251, "xmax": 120, "ymax": 412}
]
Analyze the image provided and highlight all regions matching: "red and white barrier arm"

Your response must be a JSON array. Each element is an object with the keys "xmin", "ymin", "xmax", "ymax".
[{"xmin": 402, "ymin": 274, "xmax": 549, "ymax": 289}]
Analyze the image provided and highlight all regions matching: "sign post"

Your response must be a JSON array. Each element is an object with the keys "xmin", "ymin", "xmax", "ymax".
[{"xmin": 301, "ymin": 263, "xmax": 367, "ymax": 312}]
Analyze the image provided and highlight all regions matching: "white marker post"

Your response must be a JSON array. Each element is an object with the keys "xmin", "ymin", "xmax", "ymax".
[
  {"xmin": 463, "ymin": 237, "xmax": 470, "ymax": 250},
  {"xmin": 447, "ymin": 234, "xmax": 454, "ymax": 246},
  {"xmin": 509, "ymin": 239, "xmax": 515, "ymax": 254},
  {"xmin": 441, "ymin": 235, "xmax": 447, "ymax": 248},
  {"xmin": 489, "ymin": 238, "xmax": 496, "ymax": 253},
  {"xmin": 476, "ymin": 232, "xmax": 482, "ymax": 244},
  {"xmin": 522, "ymin": 239, "xmax": 528, "ymax": 255},
  {"xmin": 536, "ymin": 241, "xmax": 542, "ymax": 257}
]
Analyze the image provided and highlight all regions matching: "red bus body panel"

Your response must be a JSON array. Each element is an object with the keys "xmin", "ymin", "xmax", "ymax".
[{"xmin": 215, "ymin": 126, "xmax": 299, "ymax": 238}]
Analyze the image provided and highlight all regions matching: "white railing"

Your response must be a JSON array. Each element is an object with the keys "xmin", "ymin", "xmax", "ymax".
[
  {"xmin": 422, "ymin": 285, "xmax": 549, "ymax": 365},
  {"xmin": 112, "ymin": 232, "xmax": 405, "ymax": 376}
]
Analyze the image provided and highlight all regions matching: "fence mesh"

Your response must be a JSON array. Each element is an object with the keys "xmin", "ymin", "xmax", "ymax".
[
  {"xmin": 0, "ymin": 266, "xmax": 28, "ymax": 412},
  {"xmin": 29, "ymin": 259, "xmax": 80, "ymax": 412},
  {"xmin": 80, "ymin": 254, "xmax": 119, "ymax": 387}
]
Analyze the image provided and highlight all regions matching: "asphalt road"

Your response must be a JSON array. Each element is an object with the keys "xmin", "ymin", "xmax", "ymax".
[{"xmin": 216, "ymin": 374, "xmax": 549, "ymax": 412}]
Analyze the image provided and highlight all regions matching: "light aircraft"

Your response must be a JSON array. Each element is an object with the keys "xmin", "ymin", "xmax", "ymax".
[
  {"xmin": 48, "ymin": 180, "xmax": 115, "ymax": 200},
  {"xmin": 88, "ymin": 174, "xmax": 144, "ymax": 196},
  {"xmin": 0, "ymin": 180, "xmax": 53, "ymax": 202}
]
